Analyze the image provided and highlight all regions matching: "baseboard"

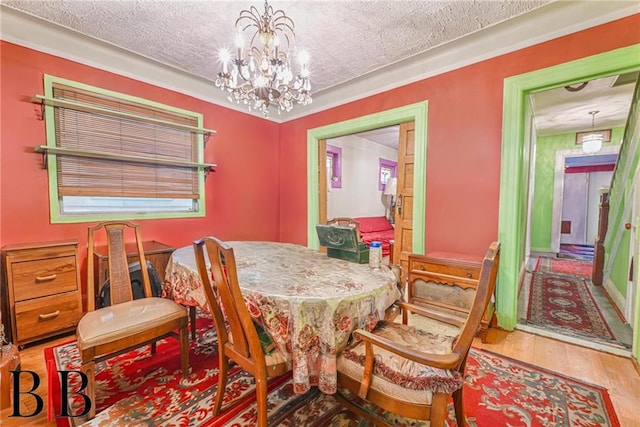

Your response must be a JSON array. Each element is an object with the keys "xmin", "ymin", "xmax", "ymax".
[
  {"xmin": 518, "ymin": 261, "xmax": 527, "ymax": 295},
  {"xmin": 529, "ymin": 249, "xmax": 556, "ymax": 258},
  {"xmin": 603, "ymin": 278, "xmax": 627, "ymax": 319},
  {"xmin": 516, "ymin": 323, "xmax": 632, "ymax": 357}
]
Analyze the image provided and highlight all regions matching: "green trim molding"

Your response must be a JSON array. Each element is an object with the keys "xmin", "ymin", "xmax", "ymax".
[
  {"xmin": 498, "ymin": 44, "xmax": 640, "ymax": 334},
  {"xmin": 42, "ymin": 74, "xmax": 208, "ymax": 223},
  {"xmin": 307, "ymin": 101, "xmax": 428, "ymax": 254}
]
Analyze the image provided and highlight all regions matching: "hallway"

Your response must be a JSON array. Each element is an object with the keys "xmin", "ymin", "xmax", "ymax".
[{"xmin": 517, "ymin": 255, "xmax": 633, "ymax": 355}]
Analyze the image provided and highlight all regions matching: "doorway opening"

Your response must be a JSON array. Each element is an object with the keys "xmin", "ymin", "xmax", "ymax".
[
  {"xmin": 306, "ymin": 101, "xmax": 428, "ymax": 264},
  {"xmin": 497, "ymin": 45, "xmax": 640, "ymax": 338},
  {"xmin": 325, "ymin": 126, "xmax": 399, "ymax": 222}
]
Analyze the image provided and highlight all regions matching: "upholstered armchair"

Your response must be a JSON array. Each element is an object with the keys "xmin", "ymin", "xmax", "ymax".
[{"xmin": 335, "ymin": 242, "xmax": 500, "ymax": 426}]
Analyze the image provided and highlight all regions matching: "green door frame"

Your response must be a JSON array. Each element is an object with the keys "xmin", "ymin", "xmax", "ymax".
[
  {"xmin": 498, "ymin": 44, "xmax": 640, "ymax": 332},
  {"xmin": 307, "ymin": 101, "xmax": 428, "ymax": 253}
]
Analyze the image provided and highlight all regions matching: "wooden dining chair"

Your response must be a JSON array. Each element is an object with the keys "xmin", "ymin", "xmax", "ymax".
[
  {"xmin": 76, "ymin": 221, "xmax": 189, "ymax": 419},
  {"xmin": 193, "ymin": 237, "xmax": 291, "ymax": 427},
  {"xmin": 335, "ymin": 241, "xmax": 500, "ymax": 427}
]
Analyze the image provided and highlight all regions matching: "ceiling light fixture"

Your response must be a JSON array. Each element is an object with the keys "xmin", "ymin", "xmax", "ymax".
[
  {"xmin": 215, "ymin": 0, "xmax": 312, "ymax": 117},
  {"xmin": 581, "ymin": 110, "xmax": 603, "ymax": 154}
]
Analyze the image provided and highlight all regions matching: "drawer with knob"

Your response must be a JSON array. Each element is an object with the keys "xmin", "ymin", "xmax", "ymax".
[
  {"xmin": 2, "ymin": 241, "xmax": 83, "ymax": 346},
  {"xmin": 14, "ymin": 291, "xmax": 82, "ymax": 343},
  {"xmin": 409, "ymin": 256, "xmax": 481, "ymax": 280}
]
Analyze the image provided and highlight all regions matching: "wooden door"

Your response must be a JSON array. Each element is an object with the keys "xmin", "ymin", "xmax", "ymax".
[{"xmin": 393, "ymin": 122, "xmax": 415, "ymax": 281}]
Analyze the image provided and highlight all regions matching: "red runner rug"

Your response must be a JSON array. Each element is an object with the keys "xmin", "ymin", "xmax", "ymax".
[
  {"xmin": 527, "ymin": 271, "xmax": 615, "ymax": 341},
  {"xmin": 45, "ymin": 318, "xmax": 620, "ymax": 426},
  {"xmin": 535, "ymin": 257, "xmax": 593, "ymax": 278}
]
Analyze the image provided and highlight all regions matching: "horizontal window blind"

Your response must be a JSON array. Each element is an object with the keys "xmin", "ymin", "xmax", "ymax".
[{"xmin": 52, "ymin": 83, "xmax": 200, "ymax": 199}]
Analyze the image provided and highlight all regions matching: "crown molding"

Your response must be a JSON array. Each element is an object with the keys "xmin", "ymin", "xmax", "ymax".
[
  {"xmin": 287, "ymin": 1, "xmax": 640, "ymax": 121},
  {"xmin": 1, "ymin": 2, "xmax": 638, "ymax": 124},
  {"xmin": 0, "ymin": 5, "xmax": 257, "ymax": 120}
]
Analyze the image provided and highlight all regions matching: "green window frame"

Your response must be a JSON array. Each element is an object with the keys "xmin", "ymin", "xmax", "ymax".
[{"xmin": 38, "ymin": 75, "xmax": 214, "ymax": 223}]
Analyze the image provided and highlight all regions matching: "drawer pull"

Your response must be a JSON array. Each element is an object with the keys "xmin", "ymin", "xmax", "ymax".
[
  {"xmin": 39, "ymin": 310, "xmax": 60, "ymax": 320},
  {"xmin": 35, "ymin": 274, "xmax": 57, "ymax": 282},
  {"xmin": 466, "ymin": 273, "xmax": 473, "ymax": 278}
]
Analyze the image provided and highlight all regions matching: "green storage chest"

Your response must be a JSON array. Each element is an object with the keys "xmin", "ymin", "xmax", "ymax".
[{"xmin": 315, "ymin": 224, "xmax": 370, "ymax": 264}]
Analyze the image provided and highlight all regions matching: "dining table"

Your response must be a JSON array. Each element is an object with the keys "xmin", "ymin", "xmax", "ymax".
[{"xmin": 163, "ymin": 240, "xmax": 401, "ymax": 395}]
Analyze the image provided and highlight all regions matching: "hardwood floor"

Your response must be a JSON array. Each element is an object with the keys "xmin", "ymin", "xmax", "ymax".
[
  {"xmin": 476, "ymin": 329, "xmax": 640, "ymax": 427},
  {"xmin": 1, "ymin": 329, "xmax": 639, "ymax": 426},
  {"xmin": 1, "ymin": 334, "xmax": 73, "ymax": 427}
]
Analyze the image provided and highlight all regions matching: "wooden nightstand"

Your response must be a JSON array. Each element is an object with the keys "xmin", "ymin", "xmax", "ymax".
[
  {"xmin": 92, "ymin": 240, "xmax": 175, "ymax": 306},
  {"xmin": 2, "ymin": 241, "xmax": 83, "ymax": 347}
]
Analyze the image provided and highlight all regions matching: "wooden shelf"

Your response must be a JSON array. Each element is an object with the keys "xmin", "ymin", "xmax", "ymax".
[
  {"xmin": 31, "ymin": 95, "xmax": 216, "ymax": 137},
  {"xmin": 34, "ymin": 145, "xmax": 216, "ymax": 171}
]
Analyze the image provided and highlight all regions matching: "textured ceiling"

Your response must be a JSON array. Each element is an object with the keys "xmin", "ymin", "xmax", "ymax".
[
  {"xmin": 1, "ymin": 0, "xmax": 637, "ymax": 135},
  {"xmin": 2, "ymin": 0, "xmax": 553, "ymax": 95},
  {"xmin": 531, "ymin": 74, "xmax": 637, "ymax": 137}
]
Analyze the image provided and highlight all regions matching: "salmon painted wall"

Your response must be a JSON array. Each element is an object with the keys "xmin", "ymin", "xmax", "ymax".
[
  {"xmin": 279, "ymin": 15, "xmax": 640, "ymax": 257},
  {"xmin": 0, "ymin": 42, "xmax": 281, "ymax": 285}
]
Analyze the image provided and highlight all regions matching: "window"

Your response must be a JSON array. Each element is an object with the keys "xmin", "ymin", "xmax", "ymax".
[
  {"xmin": 38, "ymin": 75, "xmax": 214, "ymax": 222},
  {"xmin": 326, "ymin": 145, "xmax": 342, "ymax": 188},
  {"xmin": 379, "ymin": 158, "xmax": 397, "ymax": 190}
]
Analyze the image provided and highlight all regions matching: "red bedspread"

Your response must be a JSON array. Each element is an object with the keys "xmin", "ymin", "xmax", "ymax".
[{"xmin": 354, "ymin": 216, "xmax": 394, "ymax": 256}]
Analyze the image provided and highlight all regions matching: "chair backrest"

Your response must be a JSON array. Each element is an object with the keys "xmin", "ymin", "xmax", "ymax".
[
  {"xmin": 327, "ymin": 217, "xmax": 361, "ymax": 240},
  {"xmin": 450, "ymin": 241, "xmax": 500, "ymax": 369},
  {"xmin": 193, "ymin": 237, "xmax": 266, "ymax": 366},
  {"xmin": 97, "ymin": 261, "xmax": 163, "ymax": 308},
  {"xmin": 87, "ymin": 221, "xmax": 151, "ymax": 311}
]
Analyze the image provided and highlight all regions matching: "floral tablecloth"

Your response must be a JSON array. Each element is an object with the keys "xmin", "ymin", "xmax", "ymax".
[{"xmin": 163, "ymin": 241, "xmax": 400, "ymax": 395}]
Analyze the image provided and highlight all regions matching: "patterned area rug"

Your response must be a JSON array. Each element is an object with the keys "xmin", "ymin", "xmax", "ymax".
[
  {"xmin": 535, "ymin": 257, "xmax": 593, "ymax": 278},
  {"xmin": 45, "ymin": 318, "xmax": 620, "ymax": 427},
  {"xmin": 527, "ymin": 272, "xmax": 615, "ymax": 342}
]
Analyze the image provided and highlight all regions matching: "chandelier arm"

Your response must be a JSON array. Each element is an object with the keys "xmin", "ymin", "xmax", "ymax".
[
  {"xmin": 248, "ymin": 32, "xmax": 260, "ymax": 49},
  {"xmin": 273, "ymin": 20, "xmax": 295, "ymax": 33},
  {"xmin": 235, "ymin": 60, "xmax": 256, "ymax": 84},
  {"xmin": 237, "ymin": 22, "xmax": 259, "ymax": 34},
  {"xmin": 236, "ymin": 10, "xmax": 261, "ymax": 30},
  {"xmin": 276, "ymin": 51, "xmax": 289, "ymax": 62}
]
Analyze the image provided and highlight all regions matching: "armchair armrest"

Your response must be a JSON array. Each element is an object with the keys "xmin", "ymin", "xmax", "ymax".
[
  {"xmin": 353, "ymin": 328, "xmax": 460, "ymax": 369},
  {"xmin": 352, "ymin": 327, "xmax": 461, "ymax": 399}
]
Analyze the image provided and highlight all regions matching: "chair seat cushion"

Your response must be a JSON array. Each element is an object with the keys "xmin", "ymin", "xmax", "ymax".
[
  {"xmin": 77, "ymin": 297, "xmax": 187, "ymax": 349},
  {"xmin": 338, "ymin": 320, "xmax": 463, "ymax": 400}
]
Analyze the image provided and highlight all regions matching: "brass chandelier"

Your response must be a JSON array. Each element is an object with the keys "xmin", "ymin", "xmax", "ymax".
[{"xmin": 215, "ymin": 0, "xmax": 312, "ymax": 117}]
